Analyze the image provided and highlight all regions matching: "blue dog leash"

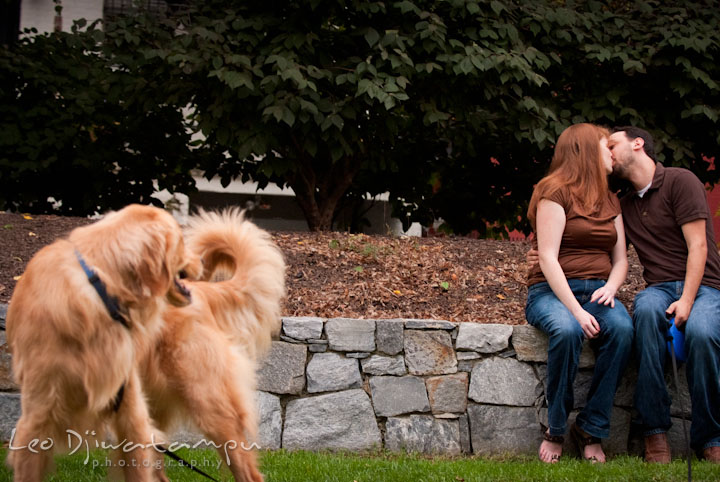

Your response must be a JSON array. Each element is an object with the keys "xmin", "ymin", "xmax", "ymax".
[
  {"xmin": 667, "ymin": 317, "xmax": 691, "ymax": 481},
  {"xmin": 156, "ymin": 445, "xmax": 220, "ymax": 482}
]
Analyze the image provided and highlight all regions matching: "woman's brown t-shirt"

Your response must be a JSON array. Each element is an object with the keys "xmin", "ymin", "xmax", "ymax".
[{"xmin": 527, "ymin": 189, "xmax": 621, "ymax": 286}]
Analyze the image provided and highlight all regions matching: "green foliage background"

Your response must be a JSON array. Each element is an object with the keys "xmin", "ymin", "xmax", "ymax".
[{"xmin": 1, "ymin": 0, "xmax": 719, "ymax": 232}]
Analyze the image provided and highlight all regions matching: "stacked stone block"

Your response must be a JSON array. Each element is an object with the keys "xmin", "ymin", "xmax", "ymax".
[
  {"xmin": 0, "ymin": 305, "xmax": 692, "ymax": 456},
  {"xmin": 253, "ymin": 317, "xmax": 691, "ymax": 456}
]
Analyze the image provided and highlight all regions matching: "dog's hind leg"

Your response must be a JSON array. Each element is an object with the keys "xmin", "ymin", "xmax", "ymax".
[
  {"xmin": 110, "ymin": 371, "xmax": 167, "ymax": 482},
  {"xmin": 189, "ymin": 391, "xmax": 264, "ymax": 482},
  {"xmin": 176, "ymin": 343, "xmax": 264, "ymax": 482}
]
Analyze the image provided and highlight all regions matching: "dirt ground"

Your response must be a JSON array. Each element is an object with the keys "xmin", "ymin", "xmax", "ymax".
[{"xmin": 0, "ymin": 211, "xmax": 646, "ymax": 323}]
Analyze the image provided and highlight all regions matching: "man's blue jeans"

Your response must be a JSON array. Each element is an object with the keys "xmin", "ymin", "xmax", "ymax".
[
  {"xmin": 633, "ymin": 282, "xmax": 720, "ymax": 450},
  {"xmin": 525, "ymin": 280, "xmax": 633, "ymax": 438}
]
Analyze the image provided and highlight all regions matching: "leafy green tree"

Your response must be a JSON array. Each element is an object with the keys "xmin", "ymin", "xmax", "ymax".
[
  {"xmin": 0, "ymin": 19, "xmax": 204, "ymax": 214},
  {"xmin": 99, "ymin": 0, "xmax": 556, "ymax": 231},
  {"xmin": 390, "ymin": 0, "xmax": 720, "ymax": 235},
  {"xmin": 525, "ymin": 0, "xmax": 720, "ymax": 172},
  {"xmin": 1, "ymin": 0, "xmax": 719, "ymax": 235},
  {"xmin": 382, "ymin": 0, "xmax": 562, "ymax": 235}
]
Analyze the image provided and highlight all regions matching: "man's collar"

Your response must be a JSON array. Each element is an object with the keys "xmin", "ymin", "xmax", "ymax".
[{"xmin": 649, "ymin": 162, "xmax": 665, "ymax": 190}]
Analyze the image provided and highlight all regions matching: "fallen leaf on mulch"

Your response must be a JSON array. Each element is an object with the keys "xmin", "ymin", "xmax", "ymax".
[{"xmin": 0, "ymin": 212, "xmax": 647, "ymax": 323}]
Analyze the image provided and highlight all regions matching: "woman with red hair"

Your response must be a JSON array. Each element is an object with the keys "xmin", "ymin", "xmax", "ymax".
[{"xmin": 526, "ymin": 123, "xmax": 632, "ymax": 463}]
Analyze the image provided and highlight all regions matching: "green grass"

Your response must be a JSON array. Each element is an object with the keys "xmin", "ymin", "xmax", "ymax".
[{"xmin": 0, "ymin": 448, "xmax": 717, "ymax": 481}]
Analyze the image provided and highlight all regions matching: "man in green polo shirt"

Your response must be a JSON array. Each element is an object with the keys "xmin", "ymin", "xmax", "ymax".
[{"xmin": 608, "ymin": 126, "xmax": 720, "ymax": 463}]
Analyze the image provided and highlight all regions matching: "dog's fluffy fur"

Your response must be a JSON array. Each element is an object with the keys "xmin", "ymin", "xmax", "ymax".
[
  {"xmin": 140, "ymin": 209, "xmax": 285, "ymax": 482},
  {"xmin": 6, "ymin": 204, "xmax": 201, "ymax": 482}
]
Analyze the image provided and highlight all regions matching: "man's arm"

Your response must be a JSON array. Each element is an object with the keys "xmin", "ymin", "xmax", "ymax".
[
  {"xmin": 527, "ymin": 248, "xmax": 539, "ymax": 266},
  {"xmin": 667, "ymin": 218, "xmax": 707, "ymax": 327}
]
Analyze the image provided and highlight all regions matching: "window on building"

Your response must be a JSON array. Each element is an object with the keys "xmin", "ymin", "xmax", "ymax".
[{"xmin": 103, "ymin": 0, "xmax": 188, "ymax": 21}]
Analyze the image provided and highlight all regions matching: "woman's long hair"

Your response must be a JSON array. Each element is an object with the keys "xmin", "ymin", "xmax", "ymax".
[{"xmin": 527, "ymin": 123, "xmax": 610, "ymax": 229}]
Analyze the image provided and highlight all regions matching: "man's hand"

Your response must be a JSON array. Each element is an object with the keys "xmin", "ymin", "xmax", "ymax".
[
  {"xmin": 666, "ymin": 298, "xmax": 693, "ymax": 328},
  {"xmin": 527, "ymin": 248, "xmax": 539, "ymax": 267}
]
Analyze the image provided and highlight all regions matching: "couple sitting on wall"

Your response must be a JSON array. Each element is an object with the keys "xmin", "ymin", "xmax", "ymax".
[{"xmin": 525, "ymin": 124, "xmax": 720, "ymax": 464}]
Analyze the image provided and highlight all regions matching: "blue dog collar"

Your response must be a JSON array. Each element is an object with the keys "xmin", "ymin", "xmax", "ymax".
[{"xmin": 75, "ymin": 250, "xmax": 129, "ymax": 329}]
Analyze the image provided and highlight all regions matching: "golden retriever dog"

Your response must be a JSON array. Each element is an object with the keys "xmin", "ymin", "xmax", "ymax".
[
  {"xmin": 140, "ymin": 209, "xmax": 285, "ymax": 482},
  {"xmin": 6, "ymin": 204, "xmax": 201, "ymax": 482}
]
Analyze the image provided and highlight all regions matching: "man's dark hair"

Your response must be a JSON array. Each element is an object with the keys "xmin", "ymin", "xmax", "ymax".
[{"xmin": 612, "ymin": 125, "xmax": 657, "ymax": 161}]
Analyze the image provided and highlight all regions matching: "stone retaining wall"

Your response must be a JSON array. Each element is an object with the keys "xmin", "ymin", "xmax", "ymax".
[{"xmin": 0, "ymin": 305, "xmax": 691, "ymax": 457}]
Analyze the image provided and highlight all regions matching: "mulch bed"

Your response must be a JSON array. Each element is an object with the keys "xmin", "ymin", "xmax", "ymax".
[{"xmin": 0, "ymin": 212, "xmax": 645, "ymax": 323}]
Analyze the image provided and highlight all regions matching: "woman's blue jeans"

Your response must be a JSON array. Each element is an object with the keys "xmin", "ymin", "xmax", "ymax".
[
  {"xmin": 526, "ymin": 280, "xmax": 633, "ymax": 438},
  {"xmin": 632, "ymin": 282, "xmax": 720, "ymax": 450}
]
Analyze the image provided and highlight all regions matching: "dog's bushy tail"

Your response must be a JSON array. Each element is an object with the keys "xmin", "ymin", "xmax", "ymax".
[{"xmin": 184, "ymin": 208, "xmax": 286, "ymax": 359}]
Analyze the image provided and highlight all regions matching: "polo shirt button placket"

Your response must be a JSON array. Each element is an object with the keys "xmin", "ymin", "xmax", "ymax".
[{"xmin": 639, "ymin": 194, "xmax": 649, "ymax": 217}]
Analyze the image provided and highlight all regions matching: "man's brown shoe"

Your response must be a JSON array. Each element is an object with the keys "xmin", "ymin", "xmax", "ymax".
[
  {"xmin": 703, "ymin": 446, "xmax": 720, "ymax": 463},
  {"xmin": 644, "ymin": 433, "xmax": 671, "ymax": 463}
]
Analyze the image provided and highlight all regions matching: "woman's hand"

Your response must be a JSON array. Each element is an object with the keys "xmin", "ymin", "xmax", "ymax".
[
  {"xmin": 573, "ymin": 308, "xmax": 601, "ymax": 339},
  {"xmin": 590, "ymin": 285, "xmax": 616, "ymax": 308}
]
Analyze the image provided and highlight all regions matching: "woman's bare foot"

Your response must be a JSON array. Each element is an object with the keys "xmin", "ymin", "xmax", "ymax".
[
  {"xmin": 582, "ymin": 440, "xmax": 606, "ymax": 463},
  {"xmin": 539, "ymin": 431, "xmax": 563, "ymax": 463},
  {"xmin": 571, "ymin": 423, "xmax": 606, "ymax": 463}
]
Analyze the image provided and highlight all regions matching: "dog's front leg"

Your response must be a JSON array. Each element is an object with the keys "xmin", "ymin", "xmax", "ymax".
[
  {"xmin": 109, "ymin": 371, "xmax": 167, "ymax": 482},
  {"xmin": 6, "ymin": 416, "xmax": 54, "ymax": 482}
]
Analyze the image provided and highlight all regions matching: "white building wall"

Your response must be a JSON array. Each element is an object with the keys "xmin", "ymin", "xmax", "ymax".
[{"xmin": 20, "ymin": 0, "xmax": 102, "ymax": 33}]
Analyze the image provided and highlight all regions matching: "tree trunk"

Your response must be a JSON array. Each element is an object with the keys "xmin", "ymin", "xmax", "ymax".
[
  {"xmin": 288, "ymin": 185, "xmax": 331, "ymax": 231},
  {"xmin": 288, "ymin": 154, "xmax": 361, "ymax": 231}
]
